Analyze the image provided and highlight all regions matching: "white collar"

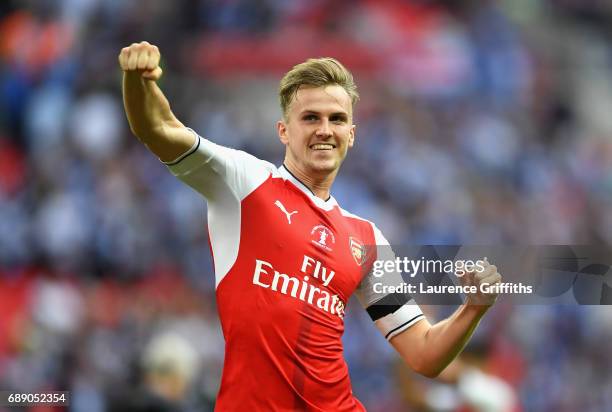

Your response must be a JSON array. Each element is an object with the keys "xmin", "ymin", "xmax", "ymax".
[{"xmin": 279, "ymin": 165, "xmax": 338, "ymax": 211}]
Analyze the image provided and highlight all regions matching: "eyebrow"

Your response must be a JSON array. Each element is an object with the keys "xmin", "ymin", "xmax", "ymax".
[{"xmin": 300, "ymin": 110, "xmax": 349, "ymax": 118}]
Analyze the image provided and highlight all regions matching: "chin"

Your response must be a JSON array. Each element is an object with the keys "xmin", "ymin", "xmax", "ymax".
[{"xmin": 309, "ymin": 160, "xmax": 338, "ymax": 174}]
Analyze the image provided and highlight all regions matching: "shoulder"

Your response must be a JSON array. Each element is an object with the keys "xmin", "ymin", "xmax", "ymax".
[
  {"xmin": 165, "ymin": 131, "xmax": 281, "ymax": 200},
  {"xmin": 337, "ymin": 206, "xmax": 372, "ymax": 225},
  {"xmin": 166, "ymin": 130, "xmax": 278, "ymax": 176},
  {"xmin": 337, "ymin": 206, "xmax": 389, "ymax": 245}
]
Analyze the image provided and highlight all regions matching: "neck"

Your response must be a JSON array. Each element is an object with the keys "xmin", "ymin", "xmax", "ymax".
[{"xmin": 283, "ymin": 160, "xmax": 337, "ymax": 201}]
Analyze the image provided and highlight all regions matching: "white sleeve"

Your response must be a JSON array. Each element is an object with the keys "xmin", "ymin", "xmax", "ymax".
[
  {"xmin": 162, "ymin": 128, "xmax": 274, "ymax": 288},
  {"xmin": 163, "ymin": 128, "xmax": 273, "ymax": 201},
  {"xmin": 354, "ymin": 225, "xmax": 424, "ymax": 340}
]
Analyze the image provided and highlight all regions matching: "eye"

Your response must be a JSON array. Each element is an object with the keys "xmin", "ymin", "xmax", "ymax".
[
  {"xmin": 303, "ymin": 114, "xmax": 318, "ymax": 121},
  {"xmin": 330, "ymin": 115, "xmax": 347, "ymax": 124}
]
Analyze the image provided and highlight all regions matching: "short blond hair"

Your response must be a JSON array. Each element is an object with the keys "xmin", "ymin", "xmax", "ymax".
[{"xmin": 279, "ymin": 57, "xmax": 359, "ymax": 120}]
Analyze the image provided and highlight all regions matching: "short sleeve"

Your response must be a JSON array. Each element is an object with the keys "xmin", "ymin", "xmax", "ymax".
[
  {"xmin": 354, "ymin": 225, "xmax": 424, "ymax": 340},
  {"xmin": 163, "ymin": 128, "xmax": 274, "ymax": 201}
]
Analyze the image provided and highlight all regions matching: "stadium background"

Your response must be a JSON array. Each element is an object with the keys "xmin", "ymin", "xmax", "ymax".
[{"xmin": 1, "ymin": 0, "xmax": 612, "ymax": 410}]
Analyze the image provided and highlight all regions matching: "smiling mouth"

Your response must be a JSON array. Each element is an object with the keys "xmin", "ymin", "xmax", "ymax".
[{"xmin": 310, "ymin": 144, "xmax": 335, "ymax": 150}]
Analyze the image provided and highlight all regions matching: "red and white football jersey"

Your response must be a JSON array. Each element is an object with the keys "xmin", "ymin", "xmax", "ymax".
[{"xmin": 165, "ymin": 130, "xmax": 424, "ymax": 411}]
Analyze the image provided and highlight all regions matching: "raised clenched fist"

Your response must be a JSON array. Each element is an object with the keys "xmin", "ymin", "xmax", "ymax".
[
  {"xmin": 460, "ymin": 258, "xmax": 503, "ymax": 306},
  {"xmin": 118, "ymin": 41, "xmax": 162, "ymax": 81}
]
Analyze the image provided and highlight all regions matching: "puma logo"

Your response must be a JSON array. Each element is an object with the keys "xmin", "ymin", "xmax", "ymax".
[{"xmin": 274, "ymin": 200, "xmax": 298, "ymax": 224}]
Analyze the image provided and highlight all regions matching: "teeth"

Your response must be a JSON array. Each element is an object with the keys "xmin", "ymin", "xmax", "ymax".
[{"xmin": 311, "ymin": 144, "xmax": 334, "ymax": 150}]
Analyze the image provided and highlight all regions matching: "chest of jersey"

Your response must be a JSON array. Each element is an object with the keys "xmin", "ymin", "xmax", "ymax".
[
  {"xmin": 240, "ymin": 176, "xmax": 373, "ymax": 305},
  {"xmin": 220, "ymin": 178, "xmax": 374, "ymax": 319}
]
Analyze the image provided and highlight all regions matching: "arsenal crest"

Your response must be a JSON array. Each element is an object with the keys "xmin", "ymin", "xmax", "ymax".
[{"xmin": 349, "ymin": 237, "xmax": 366, "ymax": 266}]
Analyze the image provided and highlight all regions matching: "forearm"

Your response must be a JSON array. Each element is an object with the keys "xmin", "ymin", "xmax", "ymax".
[
  {"xmin": 419, "ymin": 305, "xmax": 487, "ymax": 376},
  {"xmin": 119, "ymin": 42, "xmax": 196, "ymax": 161},
  {"xmin": 392, "ymin": 261, "xmax": 502, "ymax": 378},
  {"xmin": 392, "ymin": 304, "xmax": 489, "ymax": 378},
  {"xmin": 122, "ymin": 72, "xmax": 182, "ymax": 141}
]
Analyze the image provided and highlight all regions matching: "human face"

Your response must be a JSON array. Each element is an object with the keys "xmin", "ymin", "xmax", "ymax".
[{"xmin": 277, "ymin": 85, "xmax": 355, "ymax": 179}]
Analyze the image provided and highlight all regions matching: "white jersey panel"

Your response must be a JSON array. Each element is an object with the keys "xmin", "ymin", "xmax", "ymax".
[{"xmin": 165, "ymin": 129, "xmax": 276, "ymax": 287}]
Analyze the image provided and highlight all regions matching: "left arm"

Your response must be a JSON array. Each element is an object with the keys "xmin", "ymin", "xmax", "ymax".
[{"xmin": 391, "ymin": 262, "xmax": 501, "ymax": 378}]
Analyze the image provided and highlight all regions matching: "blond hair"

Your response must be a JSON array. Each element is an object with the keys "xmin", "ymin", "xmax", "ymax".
[{"xmin": 279, "ymin": 57, "xmax": 359, "ymax": 120}]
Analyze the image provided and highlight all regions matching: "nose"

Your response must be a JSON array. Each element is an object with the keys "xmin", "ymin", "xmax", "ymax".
[{"xmin": 316, "ymin": 119, "xmax": 332, "ymax": 138}]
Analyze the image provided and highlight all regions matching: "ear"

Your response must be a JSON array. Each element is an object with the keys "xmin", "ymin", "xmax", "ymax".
[
  {"xmin": 348, "ymin": 124, "xmax": 356, "ymax": 148},
  {"xmin": 277, "ymin": 120, "xmax": 289, "ymax": 145}
]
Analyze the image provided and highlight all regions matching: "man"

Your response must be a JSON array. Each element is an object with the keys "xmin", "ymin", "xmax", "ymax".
[{"xmin": 119, "ymin": 41, "xmax": 502, "ymax": 411}]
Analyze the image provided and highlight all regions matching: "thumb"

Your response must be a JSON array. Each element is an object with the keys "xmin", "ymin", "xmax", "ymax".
[{"xmin": 142, "ymin": 66, "xmax": 163, "ymax": 81}]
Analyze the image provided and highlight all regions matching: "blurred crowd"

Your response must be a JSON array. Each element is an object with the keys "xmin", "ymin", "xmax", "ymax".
[{"xmin": 2, "ymin": 0, "xmax": 612, "ymax": 411}]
